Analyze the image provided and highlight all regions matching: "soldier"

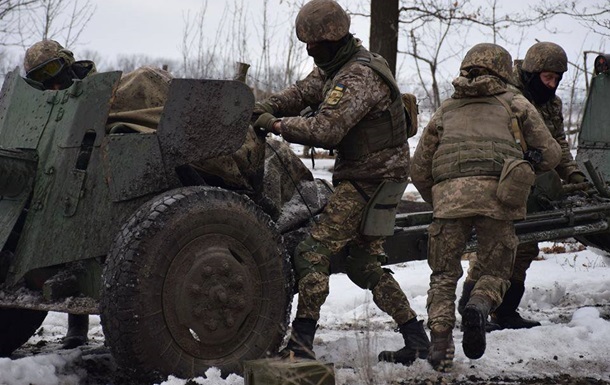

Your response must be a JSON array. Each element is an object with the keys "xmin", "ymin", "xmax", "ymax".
[
  {"xmin": 253, "ymin": 0, "xmax": 430, "ymax": 365},
  {"xmin": 457, "ymin": 42, "xmax": 587, "ymax": 331},
  {"xmin": 411, "ymin": 43, "xmax": 561, "ymax": 371},
  {"xmin": 23, "ymin": 40, "xmax": 96, "ymax": 349}
]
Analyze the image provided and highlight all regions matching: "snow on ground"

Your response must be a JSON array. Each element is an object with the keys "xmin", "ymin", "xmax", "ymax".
[
  {"xmin": 2, "ymin": 245, "xmax": 608, "ymax": 385},
  {"xmin": 2, "ymin": 149, "xmax": 609, "ymax": 385}
]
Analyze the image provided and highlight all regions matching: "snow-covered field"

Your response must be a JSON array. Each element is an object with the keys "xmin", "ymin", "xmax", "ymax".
[{"xmin": 1, "ymin": 150, "xmax": 609, "ymax": 385}]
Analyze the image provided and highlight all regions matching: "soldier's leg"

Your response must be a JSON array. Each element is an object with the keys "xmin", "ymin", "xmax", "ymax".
[
  {"xmin": 285, "ymin": 181, "xmax": 365, "ymax": 358},
  {"xmin": 426, "ymin": 218, "xmax": 471, "ymax": 371},
  {"xmin": 492, "ymin": 242, "xmax": 541, "ymax": 329},
  {"xmin": 344, "ymin": 238, "xmax": 429, "ymax": 366},
  {"xmin": 462, "ymin": 217, "xmax": 516, "ymax": 359}
]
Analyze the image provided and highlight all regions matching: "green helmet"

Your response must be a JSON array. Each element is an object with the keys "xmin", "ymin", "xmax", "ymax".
[
  {"xmin": 295, "ymin": 0, "xmax": 350, "ymax": 43},
  {"xmin": 24, "ymin": 40, "xmax": 75, "ymax": 73},
  {"xmin": 460, "ymin": 43, "xmax": 513, "ymax": 81},
  {"xmin": 522, "ymin": 42, "xmax": 568, "ymax": 73}
]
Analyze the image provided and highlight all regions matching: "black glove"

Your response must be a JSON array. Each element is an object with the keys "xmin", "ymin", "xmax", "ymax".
[
  {"xmin": 253, "ymin": 112, "xmax": 280, "ymax": 135},
  {"xmin": 524, "ymin": 148, "xmax": 543, "ymax": 165}
]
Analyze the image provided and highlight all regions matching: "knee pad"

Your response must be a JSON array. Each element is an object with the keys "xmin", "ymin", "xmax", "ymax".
[
  {"xmin": 293, "ymin": 236, "xmax": 332, "ymax": 281},
  {"xmin": 345, "ymin": 244, "xmax": 385, "ymax": 289}
]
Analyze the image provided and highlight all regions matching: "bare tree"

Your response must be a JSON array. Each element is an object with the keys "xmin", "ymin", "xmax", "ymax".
[
  {"xmin": 399, "ymin": 0, "xmax": 472, "ymax": 110},
  {"xmin": 0, "ymin": 0, "xmax": 38, "ymax": 46},
  {"xmin": 532, "ymin": 0, "xmax": 610, "ymax": 37},
  {"xmin": 19, "ymin": 0, "xmax": 95, "ymax": 48},
  {"xmin": 370, "ymin": 0, "xmax": 399, "ymax": 75}
]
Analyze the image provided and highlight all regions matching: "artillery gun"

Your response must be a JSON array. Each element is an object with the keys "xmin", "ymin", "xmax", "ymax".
[
  {"xmin": 1, "ymin": 54, "xmax": 610, "ymax": 383},
  {"xmin": 0, "ymin": 69, "xmax": 330, "ymax": 381}
]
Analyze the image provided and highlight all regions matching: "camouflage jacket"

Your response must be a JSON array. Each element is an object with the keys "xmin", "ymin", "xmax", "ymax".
[
  {"xmin": 411, "ymin": 75, "xmax": 561, "ymax": 220},
  {"xmin": 265, "ymin": 48, "xmax": 409, "ymax": 184},
  {"xmin": 512, "ymin": 67, "xmax": 582, "ymax": 181}
]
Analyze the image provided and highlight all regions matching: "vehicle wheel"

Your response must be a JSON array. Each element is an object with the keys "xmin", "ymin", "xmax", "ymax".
[
  {"xmin": 100, "ymin": 186, "xmax": 293, "ymax": 381},
  {"xmin": 0, "ymin": 308, "xmax": 47, "ymax": 357}
]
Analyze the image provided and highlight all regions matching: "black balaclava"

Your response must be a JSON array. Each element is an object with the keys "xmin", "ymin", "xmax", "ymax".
[
  {"xmin": 522, "ymin": 70, "xmax": 561, "ymax": 105},
  {"xmin": 307, "ymin": 34, "xmax": 350, "ymax": 63}
]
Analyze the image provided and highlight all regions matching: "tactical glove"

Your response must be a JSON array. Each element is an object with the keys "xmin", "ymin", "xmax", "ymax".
[
  {"xmin": 252, "ymin": 101, "xmax": 276, "ymax": 123},
  {"xmin": 568, "ymin": 172, "xmax": 587, "ymax": 184},
  {"xmin": 253, "ymin": 112, "xmax": 280, "ymax": 135}
]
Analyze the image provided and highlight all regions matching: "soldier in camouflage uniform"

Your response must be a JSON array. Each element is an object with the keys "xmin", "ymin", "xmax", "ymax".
[
  {"xmin": 253, "ymin": 0, "xmax": 430, "ymax": 365},
  {"xmin": 458, "ymin": 42, "xmax": 587, "ymax": 331},
  {"xmin": 410, "ymin": 43, "xmax": 561, "ymax": 371}
]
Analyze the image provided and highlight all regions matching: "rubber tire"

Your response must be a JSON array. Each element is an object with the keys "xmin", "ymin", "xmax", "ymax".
[
  {"xmin": 100, "ymin": 186, "xmax": 293, "ymax": 381},
  {"xmin": 0, "ymin": 308, "xmax": 47, "ymax": 357}
]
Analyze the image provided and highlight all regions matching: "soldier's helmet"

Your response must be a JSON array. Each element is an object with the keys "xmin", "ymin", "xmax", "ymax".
[
  {"xmin": 460, "ymin": 43, "xmax": 513, "ymax": 82},
  {"xmin": 522, "ymin": 42, "xmax": 568, "ymax": 74},
  {"xmin": 295, "ymin": 0, "xmax": 350, "ymax": 43},
  {"xmin": 24, "ymin": 40, "xmax": 75, "ymax": 74}
]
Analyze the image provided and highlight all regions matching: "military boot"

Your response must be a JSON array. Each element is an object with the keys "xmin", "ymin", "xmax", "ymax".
[
  {"xmin": 279, "ymin": 318, "xmax": 317, "ymax": 360},
  {"xmin": 462, "ymin": 295, "xmax": 492, "ymax": 359},
  {"xmin": 378, "ymin": 319, "xmax": 430, "ymax": 366},
  {"xmin": 491, "ymin": 280, "xmax": 541, "ymax": 329},
  {"xmin": 62, "ymin": 314, "xmax": 89, "ymax": 349},
  {"xmin": 457, "ymin": 281, "xmax": 501, "ymax": 333},
  {"xmin": 427, "ymin": 327, "xmax": 454, "ymax": 372}
]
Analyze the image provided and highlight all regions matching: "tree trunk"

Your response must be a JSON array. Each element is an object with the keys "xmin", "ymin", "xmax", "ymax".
[{"xmin": 370, "ymin": 0, "xmax": 399, "ymax": 75}]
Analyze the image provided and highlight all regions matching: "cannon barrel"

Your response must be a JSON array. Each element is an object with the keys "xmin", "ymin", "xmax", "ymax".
[{"xmin": 378, "ymin": 197, "xmax": 610, "ymax": 268}]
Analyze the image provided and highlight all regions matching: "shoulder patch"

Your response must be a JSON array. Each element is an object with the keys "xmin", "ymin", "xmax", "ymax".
[{"xmin": 325, "ymin": 83, "xmax": 346, "ymax": 106}]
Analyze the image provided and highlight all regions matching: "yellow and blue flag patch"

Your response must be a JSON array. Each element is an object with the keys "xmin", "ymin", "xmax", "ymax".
[{"xmin": 325, "ymin": 83, "xmax": 346, "ymax": 106}]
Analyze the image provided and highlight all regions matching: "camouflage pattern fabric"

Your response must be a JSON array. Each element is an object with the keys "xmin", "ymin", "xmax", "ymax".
[
  {"xmin": 110, "ymin": 66, "xmax": 172, "ymax": 113},
  {"xmin": 463, "ymin": 62, "xmax": 579, "ymax": 291},
  {"xmin": 460, "ymin": 43, "xmax": 513, "ymax": 82},
  {"xmin": 521, "ymin": 42, "xmax": 568, "ymax": 74},
  {"xmin": 426, "ymin": 217, "xmax": 516, "ymax": 332},
  {"xmin": 295, "ymin": 0, "xmax": 350, "ymax": 43},
  {"xmin": 106, "ymin": 66, "xmax": 173, "ymax": 133},
  {"xmin": 512, "ymin": 64, "xmax": 582, "ymax": 181},
  {"xmin": 24, "ymin": 40, "xmax": 75, "ymax": 72},
  {"xmin": 411, "ymin": 75, "xmax": 562, "ymax": 220},
  {"xmin": 295, "ymin": 181, "xmax": 417, "ymax": 324},
  {"xmin": 265, "ymin": 47, "xmax": 410, "ymax": 184}
]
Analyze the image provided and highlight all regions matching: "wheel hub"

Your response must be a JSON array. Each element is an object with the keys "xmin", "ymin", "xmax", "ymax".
[{"xmin": 176, "ymin": 246, "xmax": 253, "ymax": 345}]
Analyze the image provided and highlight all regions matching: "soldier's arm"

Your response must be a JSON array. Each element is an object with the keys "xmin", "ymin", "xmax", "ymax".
[
  {"xmin": 279, "ymin": 63, "xmax": 385, "ymax": 148},
  {"xmin": 410, "ymin": 112, "xmax": 441, "ymax": 204},
  {"xmin": 515, "ymin": 95, "xmax": 561, "ymax": 171},
  {"xmin": 545, "ymin": 98, "xmax": 583, "ymax": 181},
  {"xmin": 264, "ymin": 68, "xmax": 326, "ymax": 117}
]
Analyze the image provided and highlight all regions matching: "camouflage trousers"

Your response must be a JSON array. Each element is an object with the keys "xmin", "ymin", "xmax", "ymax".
[
  {"xmin": 427, "ymin": 216, "xmax": 517, "ymax": 331},
  {"xmin": 294, "ymin": 180, "xmax": 416, "ymax": 324},
  {"xmin": 466, "ymin": 242, "xmax": 538, "ymax": 284}
]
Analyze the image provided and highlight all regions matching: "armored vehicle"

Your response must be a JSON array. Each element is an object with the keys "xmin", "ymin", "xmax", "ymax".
[{"xmin": 1, "ymin": 54, "xmax": 610, "ymax": 382}]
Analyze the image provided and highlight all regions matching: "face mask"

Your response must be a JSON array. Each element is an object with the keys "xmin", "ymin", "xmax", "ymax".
[
  {"xmin": 307, "ymin": 41, "xmax": 343, "ymax": 65},
  {"xmin": 523, "ymin": 71, "xmax": 556, "ymax": 104}
]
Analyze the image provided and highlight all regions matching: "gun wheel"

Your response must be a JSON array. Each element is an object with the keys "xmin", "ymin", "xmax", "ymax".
[{"xmin": 100, "ymin": 186, "xmax": 292, "ymax": 381}]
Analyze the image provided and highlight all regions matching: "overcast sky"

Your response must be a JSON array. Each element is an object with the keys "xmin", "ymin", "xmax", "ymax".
[{"xmin": 74, "ymin": 0, "xmax": 605, "ymax": 65}]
